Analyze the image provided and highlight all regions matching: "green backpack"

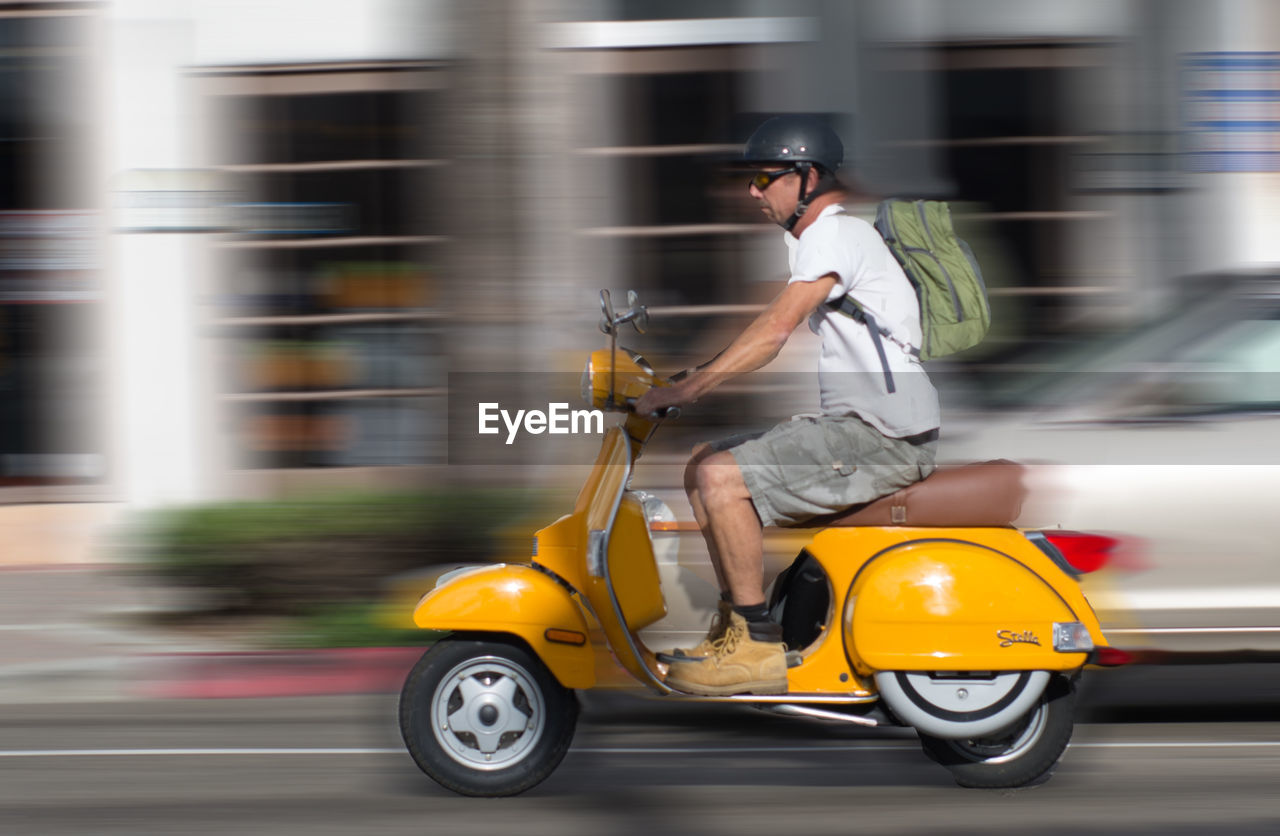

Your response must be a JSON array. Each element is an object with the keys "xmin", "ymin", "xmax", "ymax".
[{"xmin": 827, "ymin": 199, "xmax": 990, "ymax": 392}]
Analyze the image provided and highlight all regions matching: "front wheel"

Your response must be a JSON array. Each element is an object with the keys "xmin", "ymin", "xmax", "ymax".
[
  {"xmin": 917, "ymin": 674, "xmax": 1076, "ymax": 789},
  {"xmin": 399, "ymin": 637, "xmax": 578, "ymax": 796}
]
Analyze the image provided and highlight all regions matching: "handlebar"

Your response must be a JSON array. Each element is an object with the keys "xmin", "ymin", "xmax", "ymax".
[{"xmin": 624, "ymin": 399, "xmax": 681, "ymax": 421}]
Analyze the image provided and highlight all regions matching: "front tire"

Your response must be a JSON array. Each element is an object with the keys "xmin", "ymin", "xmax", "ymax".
[
  {"xmin": 399, "ymin": 637, "xmax": 578, "ymax": 797},
  {"xmin": 918, "ymin": 674, "xmax": 1076, "ymax": 789}
]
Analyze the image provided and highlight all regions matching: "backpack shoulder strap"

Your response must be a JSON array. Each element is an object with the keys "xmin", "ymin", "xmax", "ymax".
[{"xmin": 824, "ymin": 295, "xmax": 896, "ymax": 394}]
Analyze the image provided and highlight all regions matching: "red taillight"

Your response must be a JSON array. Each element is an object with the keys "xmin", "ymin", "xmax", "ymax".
[
  {"xmin": 1091, "ymin": 646, "xmax": 1134, "ymax": 667},
  {"xmin": 1041, "ymin": 531, "xmax": 1118, "ymax": 574}
]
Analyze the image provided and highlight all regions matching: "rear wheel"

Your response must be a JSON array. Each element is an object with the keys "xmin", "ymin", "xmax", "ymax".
[
  {"xmin": 399, "ymin": 637, "xmax": 578, "ymax": 797},
  {"xmin": 875, "ymin": 669, "xmax": 1050, "ymax": 739},
  {"xmin": 918, "ymin": 674, "xmax": 1076, "ymax": 788}
]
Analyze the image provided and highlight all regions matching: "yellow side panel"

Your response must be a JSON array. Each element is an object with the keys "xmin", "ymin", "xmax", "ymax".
[
  {"xmin": 846, "ymin": 541, "xmax": 1084, "ymax": 672},
  {"xmin": 607, "ymin": 497, "xmax": 666, "ymax": 630},
  {"xmin": 412, "ymin": 564, "xmax": 595, "ymax": 689}
]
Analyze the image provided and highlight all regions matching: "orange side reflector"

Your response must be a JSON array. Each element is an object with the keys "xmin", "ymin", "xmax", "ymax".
[
  {"xmin": 544, "ymin": 628, "xmax": 587, "ymax": 646},
  {"xmin": 648, "ymin": 520, "xmax": 702, "ymax": 532}
]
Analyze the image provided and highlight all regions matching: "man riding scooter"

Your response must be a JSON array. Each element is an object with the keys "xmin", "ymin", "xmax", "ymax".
[{"xmin": 634, "ymin": 115, "xmax": 941, "ymax": 697}]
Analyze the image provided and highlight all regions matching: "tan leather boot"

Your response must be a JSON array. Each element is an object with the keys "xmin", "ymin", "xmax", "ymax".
[
  {"xmin": 664, "ymin": 612, "xmax": 788, "ymax": 696},
  {"xmin": 655, "ymin": 599, "xmax": 732, "ymax": 664}
]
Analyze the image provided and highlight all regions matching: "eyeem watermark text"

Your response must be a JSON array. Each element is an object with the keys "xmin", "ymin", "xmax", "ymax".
[{"xmin": 478, "ymin": 402, "xmax": 605, "ymax": 445}]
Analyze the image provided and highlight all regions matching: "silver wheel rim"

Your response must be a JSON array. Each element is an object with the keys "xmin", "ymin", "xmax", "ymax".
[
  {"xmin": 431, "ymin": 655, "xmax": 546, "ymax": 771},
  {"xmin": 945, "ymin": 699, "xmax": 1049, "ymax": 765}
]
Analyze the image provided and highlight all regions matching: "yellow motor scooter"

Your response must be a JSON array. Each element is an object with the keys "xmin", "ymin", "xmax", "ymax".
[{"xmin": 398, "ymin": 290, "xmax": 1127, "ymax": 796}]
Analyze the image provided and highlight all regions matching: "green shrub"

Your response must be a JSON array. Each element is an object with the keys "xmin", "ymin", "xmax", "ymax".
[
  {"xmin": 277, "ymin": 602, "xmax": 446, "ymax": 649},
  {"xmin": 130, "ymin": 487, "xmax": 562, "ymax": 619}
]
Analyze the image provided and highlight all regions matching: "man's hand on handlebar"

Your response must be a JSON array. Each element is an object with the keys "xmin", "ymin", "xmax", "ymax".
[{"xmin": 633, "ymin": 381, "xmax": 688, "ymax": 419}]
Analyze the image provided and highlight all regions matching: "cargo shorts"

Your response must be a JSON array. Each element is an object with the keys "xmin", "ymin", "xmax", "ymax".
[{"xmin": 713, "ymin": 414, "xmax": 938, "ymax": 528}]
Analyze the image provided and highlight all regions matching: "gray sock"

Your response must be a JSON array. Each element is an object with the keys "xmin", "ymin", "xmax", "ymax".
[{"xmin": 733, "ymin": 603, "xmax": 781, "ymax": 642}]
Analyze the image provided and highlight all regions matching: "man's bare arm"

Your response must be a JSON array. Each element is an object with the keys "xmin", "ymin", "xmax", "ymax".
[{"xmin": 635, "ymin": 274, "xmax": 837, "ymax": 413}]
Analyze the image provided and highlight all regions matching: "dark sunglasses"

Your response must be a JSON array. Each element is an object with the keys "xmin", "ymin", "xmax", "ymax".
[{"xmin": 747, "ymin": 167, "xmax": 796, "ymax": 193}]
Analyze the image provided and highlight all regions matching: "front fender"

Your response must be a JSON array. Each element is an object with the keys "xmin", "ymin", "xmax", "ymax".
[
  {"xmin": 846, "ymin": 539, "xmax": 1087, "ymax": 673},
  {"xmin": 413, "ymin": 563, "xmax": 594, "ymax": 689}
]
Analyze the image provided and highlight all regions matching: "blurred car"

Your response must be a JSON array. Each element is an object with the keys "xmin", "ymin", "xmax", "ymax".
[
  {"xmin": 939, "ymin": 273, "xmax": 1280, "ymax": 653},
  {"xmin": 635, "ymin": 274, "xmax": 1280, "ymax": 659}
]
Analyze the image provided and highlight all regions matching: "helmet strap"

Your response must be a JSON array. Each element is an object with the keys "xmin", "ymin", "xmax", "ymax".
[{"xmin": 782, "ymin": 163, "xmax": 814, "ymax": 232}]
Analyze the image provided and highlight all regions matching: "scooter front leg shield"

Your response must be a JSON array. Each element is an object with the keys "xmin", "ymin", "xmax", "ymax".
[{"xmin": 412, "ymin": 564, "xmax": 595, "ymax": 689}]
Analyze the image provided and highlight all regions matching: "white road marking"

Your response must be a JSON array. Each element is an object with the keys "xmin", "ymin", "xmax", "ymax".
[
  {"xmin": 1071, "ymin": 741, "xmax": 1280, "ymax": 749},
  {"xmin": 572, "ymin": 745, "xmax": 916, "ymax": 754},
  {"xmin": 0, "ymin": 748, "xmax": 402, "ymax": 758},
  {"xmin": 0, "ymin": 741, "xmax": 1278, "ymax": 758},
  {"xmin": 1105, "ymin": 626, "xmax": 1280, "ymax": 634},
  {"xmin": 576, "ymin": 742, "xmax": 1280, "ymax": 753},
  {"xmin": 0, "ymin": 624, "xmax": 88, "ymax": 631}
]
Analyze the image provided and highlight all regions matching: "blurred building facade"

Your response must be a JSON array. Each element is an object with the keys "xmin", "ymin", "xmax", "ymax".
[{"xmin": 2, "ymin": 0, "xmax": 1280, "ymax": 560}]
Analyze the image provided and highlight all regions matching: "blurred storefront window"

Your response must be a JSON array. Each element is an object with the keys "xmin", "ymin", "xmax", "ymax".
[
  {"xmin": 566, "ymin": 44, "xmax": 778, "ymax": 383},
  {"xmin": 0, "ymin": 11, "xmax": 101, "ymax": 495},
  {"xmin": 200, "ymin": 64, "xmax": 449, "ymax": 472}
]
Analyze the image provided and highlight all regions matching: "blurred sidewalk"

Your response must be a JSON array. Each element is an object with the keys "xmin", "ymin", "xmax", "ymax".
[
  {"xmin": 0, "ymin": 504, "xmax": 122, "ymax": 567},
  {"xmin": 0, "ymin": 565, "xmax": 421, "ymax": 704}
]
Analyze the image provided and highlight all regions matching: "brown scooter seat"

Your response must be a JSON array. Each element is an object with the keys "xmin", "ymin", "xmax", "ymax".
[{"xmin": 788, "ymin": 460, "xmax": 1027, "ymax": 529}]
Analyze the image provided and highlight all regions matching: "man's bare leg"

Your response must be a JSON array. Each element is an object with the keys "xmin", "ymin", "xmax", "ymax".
[
  {"xmin": 666, "ymin": 449, "xmax": 787, "ymax": 695},
  {"xmin": 654, "ymin": 445, "xmax": 737, "ymax": 663},
  {"xmin": 684, "ymin": 443, "xmax": 728, "ymax": 592},
  {"xmin": 690, "ymin": 450, "xmax": 765, "ymax": 607}
]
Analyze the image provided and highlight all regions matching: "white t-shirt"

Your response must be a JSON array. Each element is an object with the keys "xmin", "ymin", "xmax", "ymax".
[{"xmin": 785, "ymin": 203, "xmax": 941, "ymax": 438}]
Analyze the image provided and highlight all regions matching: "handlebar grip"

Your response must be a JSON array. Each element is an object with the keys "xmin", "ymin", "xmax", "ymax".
[{"xmin": 624, "ymin": 399, "xmax": 680, "ymax": 421}]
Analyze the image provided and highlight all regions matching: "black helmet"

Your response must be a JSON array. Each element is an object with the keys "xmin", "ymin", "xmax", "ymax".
[{"xmin": 743, "ymin": 114, "xmax": 843, "ymax": 173}]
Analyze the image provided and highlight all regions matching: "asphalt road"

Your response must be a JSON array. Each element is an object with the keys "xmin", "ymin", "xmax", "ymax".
[{"xmin": 1, "ymin": 671, "xmax": 1279, "ymax": 836}]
